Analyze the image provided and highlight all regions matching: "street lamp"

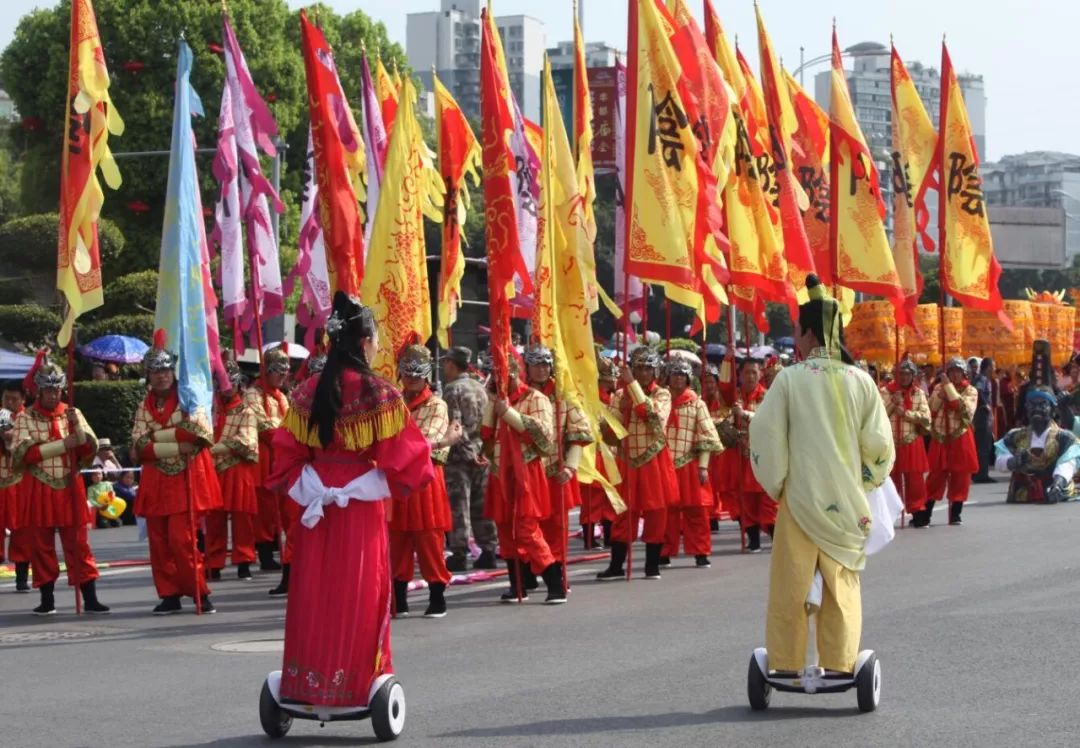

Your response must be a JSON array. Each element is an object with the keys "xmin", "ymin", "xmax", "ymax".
[{"xmin": 793, "ymin": 42, "xmax": 891, "ymax": 86}]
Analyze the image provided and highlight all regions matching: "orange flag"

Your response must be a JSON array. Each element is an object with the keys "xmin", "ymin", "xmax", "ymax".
[
  {"xmin": 57, "ymin": 0, "xmax": 123, "ymax": 347},
  {"xmin": 754, "ymin": 7, "xmax": 816, "ymax": 293},
  {"xmin": 434, "ymin": 74, "xmax": 481, "ymax": 349},
  {"xmin": 784, "ymin": 70, "xmax": 832, "ymax": 287},
  {"xmin": 828, "ymin": 27, "xmax": 907, "ymax": 322},
  {"xmin": 890, "ymin": 43, "xmax": 936, "ymax": 325},
  {"xmin": 375, "ymin": 59, "xmax": 399, "ymax": 134},
  {"xmin": 921, "ymin": 42, "xmax": 1009, "ymax": 326}
]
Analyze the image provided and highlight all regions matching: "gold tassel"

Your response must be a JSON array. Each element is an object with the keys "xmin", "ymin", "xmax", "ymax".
[{"xmin": 283, "ymin": 399, "xmax": 409, "ymax": 450}]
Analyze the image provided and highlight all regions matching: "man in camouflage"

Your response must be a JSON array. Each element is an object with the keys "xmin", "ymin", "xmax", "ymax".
[{"xmin": 440, "ymin": 346, "xmax": 497, "ymax": 571}]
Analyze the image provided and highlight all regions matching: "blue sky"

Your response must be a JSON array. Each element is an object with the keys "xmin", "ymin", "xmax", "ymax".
[{"xmin": 4, "ymin": 0, "xmax": 1080, "ymax": 161}]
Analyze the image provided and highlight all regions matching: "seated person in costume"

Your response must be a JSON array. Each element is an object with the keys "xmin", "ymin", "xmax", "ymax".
[{"xmin": 994, "ymin": 387, "xmax": 1080, "ymax": 504}]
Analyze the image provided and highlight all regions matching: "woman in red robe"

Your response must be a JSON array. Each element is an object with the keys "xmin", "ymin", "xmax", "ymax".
[{"xmin": 267, "ymin": 293, "xmax": 433, "ymax": 712}]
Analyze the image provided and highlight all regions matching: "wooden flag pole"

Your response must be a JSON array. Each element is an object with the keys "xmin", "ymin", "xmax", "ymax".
[{"xmin": 64, "ymin": 335, "xmax": 83, "ymax": 616}]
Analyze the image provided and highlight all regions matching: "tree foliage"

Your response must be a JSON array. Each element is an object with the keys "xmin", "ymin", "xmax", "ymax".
[{"xmin": 0, "ymin": 304, "xmax": 62, "ymax": 348}]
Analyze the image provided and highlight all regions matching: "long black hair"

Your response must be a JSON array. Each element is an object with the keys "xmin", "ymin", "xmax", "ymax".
[{"xmin": 309, "ymin": 291, "xmax": 378, "ymax": 447}]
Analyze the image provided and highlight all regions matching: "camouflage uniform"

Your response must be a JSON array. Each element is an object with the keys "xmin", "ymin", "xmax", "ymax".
[{"xmin": 442, "ymin": 372, "xmax": 497, "ymax": 557}]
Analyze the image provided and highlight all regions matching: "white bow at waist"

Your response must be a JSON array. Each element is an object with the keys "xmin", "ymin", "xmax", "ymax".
[{"xmin": 288, "ymin": 464, "xmax": 390, "ymax": 528}]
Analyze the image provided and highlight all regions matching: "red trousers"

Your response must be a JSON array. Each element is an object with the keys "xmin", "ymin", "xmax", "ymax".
[
  {"xmin": 147, "ymin": 514, "xmax": 209, "ymax": 598},
  {"xmin": 255, "ymin": 488, "xmax": 280, "ymax": 544},
  {"xmin": 204, "ymin": 510, "xmax": 256, "ymax": 569},
  {"xmin": 926, "ymin": 470, "xmax": 971, "ymax": 504},
  {"xmin": 496, "ymin": 515, "xmax": 556, "ymax": 574},
  {"xmin": 739, "ymin": 492, "xmax": 777, "ymax": 529},
  {"xmin": 390, "ymin": 530, "xmax": 451, "ymax": 584},
  {"xmin": 539, "ymin": 509, "xmax": 568, "ymax": 566},
  {"xmin": 279, "ymin": 495, "xmax": 300, "ymax": 565},
  {"xmin": 893, "ymin": 469, "xmax": 928, "ymax": 513},
  {"xmin": 663, "ymin": 506, "xmax": 711, "ymax": 557},
  {"xmin": 5, "ymin": 527, "xmax": 33, "ymax": 563},
  {"xmin": 611, "ymin": 508, "xmax": 667, "ymax": 545},
  {"xmin": 30, "ymin": 525, "xmax": 99, "ymax": 589}
]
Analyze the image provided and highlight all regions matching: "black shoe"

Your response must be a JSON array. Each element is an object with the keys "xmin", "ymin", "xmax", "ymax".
[
  {"xmin": 949, "ymin": 502, "xmax": 963, "ymax": 526},
  {"xmin": 237, "ymin": 563, "xmax": 253, "ymax": 581},
  {"xmin": 500, "ymin": 559, "xmax": 528, "ymax": 603},
  {"xmin": 393, "ymin": 580, "xmax": 410, "ymax": 617},
  {"xmin": 81, "ymin": 580, "xmax": 110, "ymax": 615},
  {"xmin": 596, "ymin": 541, "xmax": 627, "ymax": 581},
  {"xmin": 209, "ymin": 568, "xmax": 222, "ymax": 581},
  {"xmin": 14, "ymin": 562, "xmax": 30, "ymax": 593},
  {"xmin": 473, "ymin": 549, "xmax": 497, "ymax": 570},
  {"xmin": 644, "ymin": 543, "xmax": 662, "ymax": 580},
  {"xmin": 424, "ymin": 582, "xmax": 447, "ymax": 618},
  {"xmin": 695, "ymin": 555, "xmax": 712, "ymax": 568},
  {"xmin": 709, "ymin": 518, "xmax": 720, "ymax": 532},
  {"xmin": 152, "ymin": 596, "xmax": 182, "ymax": 616},
  {"xmin": 32, "ymin": 582, "xmax": 56, "ymax": 616},
  {"xmin": 911, "ymin": 501, "xmax": 935, "ymax": 528},
  {"xmin": 746, "ymin": 525, "xmax": 762, "ymax": 552},
  {"xmin": 658, "ymin": 555, "xmax": 672, "ymax": 568},
  {"xmin": 541, "ymin": 562, "xmax": 568, "ymax": 604},
  {"xmin": 198, "ymin": 596, "xmax": 216, "ymax": 614},
  {"xmin": 268, "ymin": 564, "xmax": 290, "ymax": 597},
  {"xmin": 972, "ymin": 475, "xmax": 995, "ymax": 484},
  {"xmin": 445, "ymin": 554, "xmax": 468, "ymax": 573},
  {"xmin": 257, "ymin": 542, "xmax": 281, "ymax": 572}
]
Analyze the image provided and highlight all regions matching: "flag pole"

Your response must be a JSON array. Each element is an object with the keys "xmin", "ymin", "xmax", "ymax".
[
  {"xmin": 64, "ymin": 333, "xmax": 83, "ymax": 615},
  {"xmin": 622, "ymin": 0, "xmax": 640, "ymax": 583}
]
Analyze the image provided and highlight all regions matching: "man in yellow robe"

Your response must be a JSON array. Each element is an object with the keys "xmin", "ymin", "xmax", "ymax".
[{"xmin": 749, "ymin": 276, "xmax": 895, "ymax": 676}]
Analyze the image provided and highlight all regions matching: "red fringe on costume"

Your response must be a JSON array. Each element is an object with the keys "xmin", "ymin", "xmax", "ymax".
[{"xmin": 217, "ymin": 461, "xmax": 259, "ymax": 514}]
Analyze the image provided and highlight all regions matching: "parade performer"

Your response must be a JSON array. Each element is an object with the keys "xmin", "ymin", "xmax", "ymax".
[
  {"xmin": 11, "ymin": 362, "xmax": 109, "ymax": 615},
  {"xmin": 717, "ymin": 354, "xmax": 774, "ymax": 551},
  {"xmin": 749, "ymin": 276, "xmax": 895, "ymax": 678},
  {"xmin": 919, "ymin": 357, "xmax": 979, "ymax": 527},
  {"xmin": 265, "ymin": 293, "xmax": 433, "ymax": 708},
  {"xmin": 248, "ymin": 345, "xmax": 291, "ymax": 579},
  {"xmin": 481, "ymin": 355, "xmax": 567, "ymax": 603},
  {"xmin": 701, "ymin": 365, "xmax": 735, "ymax": 530},
  {"xmin": 596, "ymin": 347, "xmax": 678, "ymax": 581},
  {"xmin": 882, "ymin": 360, "xmax": 931, "ymax": 521},
  {"xmin": 524, "ymin": 344, "xmax": 591, "ymax": 570},
  {"xmin": 206, "ymin": 357, "xmax": 260, "ymax": 581},
  {"xmin": 390, "ymin": 345, "xmax": 460, "ymax": 619},
  {"xmin": 440, "ymin": 346, "xmax": 497, "ymax": 571},
  {"xmin": 580, "ymin": 356, "xmax": 620, "ymax": 548},
  {"xmin": 132, "ymin": 331, "xmax": 222, "ymax": 614},
  {"xmin": 661, "ymin": 358, "xmax": 723, "ymax": 568},
  {"xmin": 1, "ymin": 379, "xmax": 31, "ymax": 592}
]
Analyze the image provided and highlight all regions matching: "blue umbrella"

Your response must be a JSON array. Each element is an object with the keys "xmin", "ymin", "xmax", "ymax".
[
  {"xmin": 775, "ymin": 336, "xmax": 795, "ymax": 348},
  {"xmin": 80, "ymin": 335, "xmax": 150, "ymax": 365}
]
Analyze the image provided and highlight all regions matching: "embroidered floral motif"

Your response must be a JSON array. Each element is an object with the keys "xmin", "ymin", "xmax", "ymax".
[
  {"xmin": 858, "ymin": 515, "xmax": 872, "ymax": 535},
  {"xmin": 331, "ymin": 669, "xmax": 346, "ymax": 686}
]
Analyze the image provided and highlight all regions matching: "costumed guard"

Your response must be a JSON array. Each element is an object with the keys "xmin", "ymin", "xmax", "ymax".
[
  {"xmin": 132, "ymin": 331, "xmax": 223, "ymax": 614},
  {"xmin": 882, "ymin": 360, "xmax": 931, "ymax": 522},
  {"xmin": 481, "ymin": 355, "xmax": 567, "ymax": 604},
  {"xmin": 390, "ymin": 345, "xmax": 459, "ymax": 619},
  {"xmin": 206, "ymin": 357, "xmax": 260, "ymax": 581},
  {"xmin": 579, "ymin": 356, "xmax": 621, "ymax": 548},
  {"xmin": 10, "ymin": 362, "xmax": 109, "ymax": 615},
  {"xmin": 248, "ymin": 345, "xmax": 291, "ymax": 585},
  {"xmin": 661, "ymin": 358, "xmax": 722, "ymax": 568},
  {"xmin": 596, "ymin": 347, "xmax": 678, "ymax": 581},
  {"xmin": 1, "ymin": 379, "xmax": 31, "ymax": 592},
  {"xmin": 717, "ymin": 354, "xmax": 774, "ymax": 551},
  {"xmin": 748, "ymin": 277, "xmax": 895, "ymax": 698},
  {"xmin": 701, "ymin": 365, "xmax": 734, "ymax": 531},
  {"xmin": 920, "ymin": 357, "xmax": 979, "ymax": 527},
  {"xmin": 525, "ymin": 344, "xmax": 591, "ymax": 572},
  {"xmin": 260, "ymin": 294, "xmax": 433, "ymax": 739}
]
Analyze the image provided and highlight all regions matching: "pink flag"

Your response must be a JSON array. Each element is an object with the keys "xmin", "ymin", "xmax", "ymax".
[
  {"xmin": 613, "ymin": 57, "xmax": 644, "ymax": 317},
  {"xmin": 285, "ymin": 128, "xmax": 332, "ymax": 349},
  {"xmin": 507, "ymin": 106, "xmax": 540, "ymax": 318},
  {"xmin": 360, "ymin": 53, "xmax": 388, "ymax": 247},
  {"xmin": 211, "ymin": 78, "xmax": 246, "ymax": 354}
]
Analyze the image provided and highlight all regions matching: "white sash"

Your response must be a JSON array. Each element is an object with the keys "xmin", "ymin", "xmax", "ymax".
[{"xmin": 288, "ymin": 464, "xmax": 390, "ymax": 528}]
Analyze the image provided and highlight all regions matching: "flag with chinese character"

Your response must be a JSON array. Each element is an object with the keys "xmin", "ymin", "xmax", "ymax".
[
  {"xmin": 921, "ymin": 42, "xmax": 1008, "ymax": 325},
  {"xmin": 481, "ymin": 6, "xmax": 532, "ymax": 393},
  {"xmin": 156, "ymin": 40, "xmax": 220, "ymax": 415},
  {"xmin": 284, "ymin": 127, "xmax": 331, "ymax": 349},
  {"xmin": 754, "ymin": 7, "xmax": 816, "ymax": 294},
  {"xmin": 299, "ymin": 10, "xmax": 366, "ymax": 296},
  {"xmin": 361, "ymin": 78, "xmax": 444, "ymax": 380},
  {"xmin": 828, "ymin": 28, "xmax": 907, "ymax": 323},
  {"xmin": 538, "ymin": 56, "xmax": 625, "ymax": 511},
  {"xmin": 785, "ymin": 70, "xmax": 832, "ymax": 285},
  {"xmin": 375, "ymin": 59, "xmax": 399, "ymax": 135},
  {"xmin": 57, "ymin": 0, "xmax": 123, "ymax": 347},
  {"xmin": 434, "ymin": 73, "xmax": 481, "ymax": 349},
  {"xmin": 891, "ymin": 43, "xmax": 936, "ymax": 326},
  {"xmin": 361, "ymin": 53, "xmax": 389, "ymax": 247}
]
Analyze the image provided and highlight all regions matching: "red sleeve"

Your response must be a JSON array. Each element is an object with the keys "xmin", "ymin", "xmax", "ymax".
[
  {"xmin": 633, "ymin": 402, "xmax": 651, "ymax": 418},
  {"xmin": 480, "ymin": 425, "xmax": 495, "ymax": 441},
  {"xmin": 944, "ymin": 399, "xmax": 961, "ymax": 411},
  {"xmin": 267, "ymin": 428, "xmax": 311, "ymax": 494},
  {"xmin": 139, "ymin": 444, "xmax": 157, "ymax": 462},
  {"xmin": 23, "ymin": 445, "xmax": 43, "ymax": 464},
  {"xmin": 175, "ymin": 429, "xmax": 198, "ymax": 444},
  {"xmin": 75, "ymin": 442, "xmax": 94, "ymax": 459},
  {"xmin": 375, "ymin": 420, "xmax": 435, "ymax": 500}
]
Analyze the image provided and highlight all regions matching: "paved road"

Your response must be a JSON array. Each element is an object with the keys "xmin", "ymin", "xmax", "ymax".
[{"xmin": 2, "ymin": 476, "xmax": 1079, "ymax": 748}]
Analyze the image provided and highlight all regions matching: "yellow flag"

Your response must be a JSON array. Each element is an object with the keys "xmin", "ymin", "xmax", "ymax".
[
  {"xmin": 375, "ymin": 59, "xmax": 399, "ymax": 133},
  {"xmin": 539, "ymin": 56, "xmax": 625, "ymax": 511},
  {"xmin": 361, "ymin": 78, "xmax": 445, "ymax": 379}
]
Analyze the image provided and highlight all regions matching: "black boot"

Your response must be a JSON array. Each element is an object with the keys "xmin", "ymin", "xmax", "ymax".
[
  {"xmin": 583, "ymin": 523, "xmax": 595, "ymax": 549},
  {"xmin": 152, "ymin": 595, "xmax": 182, "ymax": 616},
  {"xmin": 446, "ymin": 552, "xmax": 467, "ymax": 572},
  {"xmin": 709, "ymin": 518, "xmax": 721, "ymax": 532},
  {"xmin": 393, "ymin": 580, "xmax": 410, "ymax": 617},
  {"xmin": 765, "ymin": 524, "xmax": 775, "ymax": 539},
  {"xmin": 208, "ymin": 568, "xmax": 222, "ymax": 581},
  {"xmin": 695, "ymin": 554, "xmax": 712, "ymax": 568},
  {"xmin": 949, "ymin": 501, "xmax": 963, "ymax": 526},
  {"xmin": 541, "ymin": 562, "xmax": 568, "ymax": 604},
  {"xmin": 257, "ymin": 542, "xmax": 281, "ymax": 571},
  {"xmin": 911, "ymin": 501, "xmax": 935, "ymax": 528},
  {"xmin": 198, "ymin": 595, "xmax": 216, "ymax": 614},
  {"xmin": 521, "ymin": 563, "xmax": 539, "ymax": 591},
  {"xmin": 80, "ymin": 580, "xmax": 110, "ymax": 615},
  {"xmin": 14, "ymin": 562, "xmax": 30, "ymax": 593},
  {"xmin": 746, "ymin": 525, "xmax": 762, "ymax": 552},
  {"xmin": 424, "ymin": 582, "xmax": 447, "ymax": 618},
  {"xmin": 596, "ymin": 541, "xmax": 627, "ymax": 580},
  {"xmin": 601, "ymin": 520, "xmax": 612, "ymax": 549},
  {"xmin": 644, "ymin": 543, "xmax": 663, "ymax": 580},
  {"xmin": 32, "ymin": 581, "xmax": 55, "ymax": 616},
  {"xmin": 658, "ymin": 554, "xmax": 671, "ymax": 568},
  {"xmin": 474, "ymin": 549, "xmax": 498, "ymax": 570},
  {"xmin": 500, "ymin": 559, "xmax": 527, "ymax": 602},
  {"xmin": 237, "ymin": 562, "xmax": 253, "ymax": 581},
  {"xmin": 268, "ymin": 564, "xmax": 290, "ymax": 597}
]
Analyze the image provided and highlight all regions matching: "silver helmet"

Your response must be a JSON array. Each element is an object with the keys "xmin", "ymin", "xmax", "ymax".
[
  {"xmin": 34, "ymin": 362, "xmax": 67, "ymax": 391},
  {"xmin": 630, "ymin": 346, "xmax": 661, "ymax": 372},
  {"xmin": 143, "ymin": 329, "xmax": 176, "ymax": 373},
  {"xmin": 0, "ymin": 408, "xmax": 13, "ymax": 432},
  {"xmin": 523, "ymin": 344, "xmax": 554, "ymax": 367},
  {"xmin": 397, "ymin": 344, "xmax": 433, "ymax": 380},
  {"xmin": 666, "ymin": 357, "xmax": 694, "ymax": 380}
]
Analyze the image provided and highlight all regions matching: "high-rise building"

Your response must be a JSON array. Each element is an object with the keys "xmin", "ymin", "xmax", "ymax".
[
  {"xmin": 406, "ymin": 1, "xmax": 545, "ymax": 122},
  {"xmin": 546, "ymin": 40, "xmax": 621, "ymax": 69},
  {"xmin": 983, "ymin": 152, "xmax": 1080, "ymax": 261}
]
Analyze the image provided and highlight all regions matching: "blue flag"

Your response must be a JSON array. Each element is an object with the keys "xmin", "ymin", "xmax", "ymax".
[{"xmin": 155, "ymin": 40, "xmax": 214, "ymax": 416}]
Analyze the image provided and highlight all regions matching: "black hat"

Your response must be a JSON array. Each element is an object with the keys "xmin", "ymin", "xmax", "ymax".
[{"xmin": 439, "ymin": 346, "xmax": 472, "ymax": 370}]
